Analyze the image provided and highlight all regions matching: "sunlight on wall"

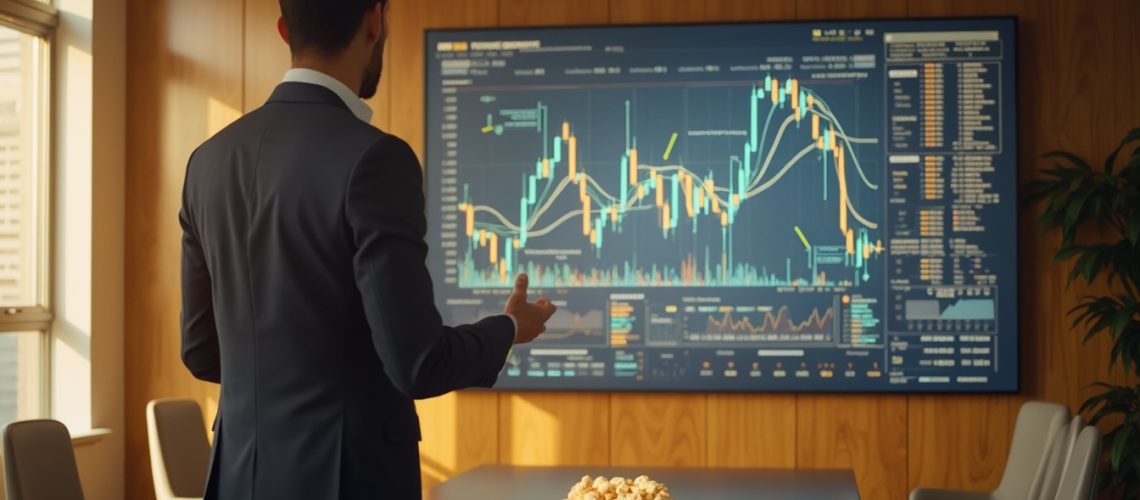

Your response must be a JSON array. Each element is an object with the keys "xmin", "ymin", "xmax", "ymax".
[
  {"xmin": 52, "ymin": 39, "xmax": 95, "ymax": 435},
  {"xmin": 207, "ymin": 96, "xmax": 241, "ymax": 136},
  {"xmin": 57, "ymin": 0, "xmax": 93, "ymax": 21},
  {"xmin": 205, "ymin": 395, "xmax": 218, "ymax": 442},
  {"xmin": 159, "ymin": 86, "xmax": 240, "ymax": 200},
  {"xmin": 502, "ymin": 394, "xmax": 563, "ymax": 465},
  {"xmin": 416, "ymin": 394, "xmax": 460, "ymax": 486}
]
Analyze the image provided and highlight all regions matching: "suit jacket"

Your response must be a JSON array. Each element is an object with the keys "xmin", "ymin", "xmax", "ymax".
[{"xmin": 179, "ymin": 82, "xmax": 516, "ymax": 500}]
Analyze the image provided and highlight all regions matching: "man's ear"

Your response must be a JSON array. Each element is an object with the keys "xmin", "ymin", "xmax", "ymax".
[
  {"xmin": 277, "ymin": 16, "xmax": 290, "ymax": 45},
  {"xmin": 364, "ymin": 3, "xmax": 384, "ymax": 43}
]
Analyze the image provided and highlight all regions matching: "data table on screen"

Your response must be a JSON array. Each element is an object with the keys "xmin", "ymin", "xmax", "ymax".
[{"xmin": 425, "ymin": 18, "xmax": 1018, "ymax": 392}]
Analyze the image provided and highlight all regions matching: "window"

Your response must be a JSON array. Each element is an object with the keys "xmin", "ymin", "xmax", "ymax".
[{"xmin": 0, "ymin": 0, "xmax": 57, "ymax": 427}]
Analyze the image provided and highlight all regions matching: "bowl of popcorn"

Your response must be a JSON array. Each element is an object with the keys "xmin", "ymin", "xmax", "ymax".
[{"xmin": 565, "ymin": 475, "xmax": 671, "ymax": 500}]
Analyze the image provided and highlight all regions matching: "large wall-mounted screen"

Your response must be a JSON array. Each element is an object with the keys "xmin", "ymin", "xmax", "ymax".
[{"xmin": 425, "ymin": 18, "xmax": 1018, "ymax": 392}]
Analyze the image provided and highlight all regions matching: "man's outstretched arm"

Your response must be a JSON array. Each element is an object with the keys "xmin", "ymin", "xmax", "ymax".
[{"xmin": 346, "ymin": 134, "xmax": 555, "ymax": 398}]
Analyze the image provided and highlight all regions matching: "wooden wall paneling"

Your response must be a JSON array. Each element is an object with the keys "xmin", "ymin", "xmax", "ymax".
[
  {"xmin": 385, "ymin": 0, "xmax": 498, "ymax": 159},
  {"xmin": 1007, "ymin": 0, "xmax": 1088, "ymax": 422},
  {"xmin": 703, "ymin": 0, "xmax": 797, "ymax": 21},
  {"xmin": 706, "ymin": 394, "xmax": 796, "ymax": 468},
  {"xmin": 1040, "ymin": 0, "xmax": 1106, "ymax": 404},
  {"xmin": 609, "ymin": 0, "xmax": 794, "ymax": 24},
  {"xmin": 610, "ymin": 393, "xmax": 707, "ymax": 467},
  {"xmin": 797, "ymin": 396, "xmax": 908, "ymax": 500},
  {"xmin": 1122, "ymin": 0, "xmax": 1140, "ymax": 128},
  {"xmin": 1008, "ymin": 0, "xmax": 1053, "ymax": 430},
  {"xmin": 244, "ymin": 0, "xmax": 289, "ymax": 113},
  {"xmin": 1073, "ymin": 42, "xmax": 1115, "ymax": 414},
  {"xmin": 371, "ymin": 41, "xmax": 394, "ymax": 130},
  {"xmin": 907, "ymin": 396, "xmax": 1011, "ymax": 493},
  {"xmin": 1066, "ymin": 0, "xmax": 1140, "ymax": 437},
  {"xmin": 125, "ymin": 0, "xmax": 244, "ymax": 498},
  {"xmin": 498, "ymin": 0, "xmax": 610, "ymax": 27},
  {"xmin": 794, "ymin": 0, "xmax": 907, "ymax": 19},
  {"xmin": 499, "ymin": 392, "xmax": 611, "ymax": 466},
  {"xmin": 415, "ymin": 391, "xmax": 500, "ymax": 492},
  {"xmin": 383, "ymin": 0, "xmax": 500, "ymax": 492},
  {"xmin": 608, "ymin": 0, "xmax": 710, "ymax": 23},
  {"xmin": 905, "ymin": 0, "xmax": 1012, "ymax": 16}
]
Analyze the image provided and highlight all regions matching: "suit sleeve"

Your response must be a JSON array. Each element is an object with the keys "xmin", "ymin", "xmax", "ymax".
[
  {"xmin": 346, "ymin": 134, "xmax": 515, "ymax": 399},
  {"xmin": 179, "ymin": 162, "xmax": 222, "ymax": 384}
]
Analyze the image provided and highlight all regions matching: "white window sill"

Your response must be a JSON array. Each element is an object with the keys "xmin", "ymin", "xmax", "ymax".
[{"xmin": 71, "ymin": 428, "xmax": 111, "ymax": 447}]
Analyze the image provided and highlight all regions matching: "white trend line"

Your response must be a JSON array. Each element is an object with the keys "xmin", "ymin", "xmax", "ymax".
[
  {"xmin": 745, "ymin": 142, "xmax": 880, "ymax": 230},
  {"xmin": 747, "ymin": 143, "xmax": 819, "ymax": 195},
  {"xmin": 811, "ymin": 101, "xmax": 879, "ymax": 190},
  {"xmin": 528, "ymin": 175, "xmax": 575, "ymax": 228},
  {"xmin": 524, "ymin": 209, "xmax": 582, "ymax": 238},
  {"xmin": 526, "ymin": 205, "xmax": 656, "ymax": 238},
  {"xmin": 754, "ymin": 113, "xmax": 798, "ymax": 185},
  {"xmin": 846, "ymin": 195, "xmax": 878, "ymax": 230},
  {"xmin": 473, "ymin": 205, "xmax": 520, "ymax": 231}
]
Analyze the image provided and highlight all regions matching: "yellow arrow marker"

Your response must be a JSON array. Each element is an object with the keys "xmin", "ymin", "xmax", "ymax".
[
  {"xmin": 663, "ymin": 132, "xmax": 679, "ymax": 160},
  {"xmin": 481, "ymin": 125, "xmax": 494, "ymax": 133},
  {"xmin": 794, "ymin": 226, "xmax": 811, "ymax": 251}
]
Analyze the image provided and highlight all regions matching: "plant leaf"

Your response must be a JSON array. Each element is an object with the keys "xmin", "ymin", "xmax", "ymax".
[
  {"xmin": 1123, "ymin": 336, "xmax": 1135, "ymax": 373},
  {"xmin": 1111, "ymin": 423, "xmax": 1135, "ymax": 471},
  {"xmin": 1044, "ymin": 150, "xmax": 1093, "ymax": 171},
  {"xmin": 1104, "ymin": 127, "xmax": 1140, "ymax": 174},
  {"xmin": 1053, "ymin": 244, "xmax": 1085, "ymax": 264},
  {"xmin": 1129, "ymin": 216, "xmax": 1140, "ymax": 245},
  {"xmin": 1085, "ymin": 312, "xmax": 1117, "ymax": 343},
  {"xmin": 1080, "ymin": 384, "xmax": 1117, "ymax": 415}
]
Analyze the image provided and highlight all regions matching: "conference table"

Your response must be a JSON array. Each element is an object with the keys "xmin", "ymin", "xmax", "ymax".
[{"xmin": 430, "ymin": 465, "xmax": 860, "ymax": 499}]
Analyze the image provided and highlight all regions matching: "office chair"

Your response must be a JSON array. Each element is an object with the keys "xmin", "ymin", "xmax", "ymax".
[
  {"xmin": 1034, "ymin": 416, "xmax": 1083, "ymax": 500},
  {"xmin": 147, "ymin": 399, "xmax": 211, "ymax": 500},
  {"xmin": 1054, "ymin": 425, "xmax": 1101, "ymax": 500},
  {"xmin": 2, "ymin": 419, "xmax": 85, "ymax": 500}
]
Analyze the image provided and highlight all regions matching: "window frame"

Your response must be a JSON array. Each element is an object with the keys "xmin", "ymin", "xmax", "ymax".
[
  {"xmin": 0, "ymin": 0, "xmax": 58, "ymax": 422},
  {"xmin": 0, "ymin": 0, "xmax": 57, "ymax": 39}
]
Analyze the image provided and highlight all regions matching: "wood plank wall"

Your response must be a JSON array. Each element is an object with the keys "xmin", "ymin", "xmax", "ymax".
[{"xmin": 124, "ymin": 0, "xmax": 1140, "ymax": 498}]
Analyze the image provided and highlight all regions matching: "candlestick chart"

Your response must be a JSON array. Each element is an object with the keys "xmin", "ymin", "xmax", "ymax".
[{"xmin": 451, "ymin": 76, "xmax": 882, "ymax": 290}]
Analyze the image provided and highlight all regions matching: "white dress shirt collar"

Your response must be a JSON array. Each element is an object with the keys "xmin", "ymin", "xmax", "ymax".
[{"xmin": 281, "ymin": 68, "xmax": 374, "ymax": 123}]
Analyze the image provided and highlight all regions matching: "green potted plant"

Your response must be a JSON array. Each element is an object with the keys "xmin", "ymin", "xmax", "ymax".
[{"xmin": 1027, "ymin": 128, "xmax": 1140, "ymax": 497}]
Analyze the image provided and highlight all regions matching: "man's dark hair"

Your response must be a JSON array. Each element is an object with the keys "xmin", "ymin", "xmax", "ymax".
[{"xmin": 279, "ymin": 0, "xmax": 386, "ymax": 55}]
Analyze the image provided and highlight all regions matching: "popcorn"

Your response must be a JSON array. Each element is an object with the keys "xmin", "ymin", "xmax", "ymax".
[{"xmin": 565, "ymin": 475, "xmax": 671, "ymax": 500}]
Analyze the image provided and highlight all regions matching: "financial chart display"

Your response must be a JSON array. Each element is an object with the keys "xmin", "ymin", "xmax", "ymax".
[{"xmin": 425, "ymin": 18, "xmax": 1018, "ymax": 392}]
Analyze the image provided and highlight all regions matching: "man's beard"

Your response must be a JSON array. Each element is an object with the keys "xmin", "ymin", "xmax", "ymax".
[{"xmin": 359, "ymin": 42, "xmax": 383, "ymax": 100}]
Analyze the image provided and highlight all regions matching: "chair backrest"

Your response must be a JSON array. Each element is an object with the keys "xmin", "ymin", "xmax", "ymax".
[
  {"xmin": 1051, "ymin": 415, "xmax": 1084, "ymax": 496},
  {"xmin": 2, "ymin": 419, "xmax": 85, "ymax": 500},
  {"xmin": 1035, "ymin": 415, "xmax": 1082, "ymax": 500},
  {"xmin": 147, "ymin": 399, "xmax": 211, "ymax": 500},
  {"xmin": 1054, "ymin": 425, "xmax": 1101, "ymax": 500},
  {"xmin": 993, "ymin": 401, "xmax": 1069, "ymax": 500}
]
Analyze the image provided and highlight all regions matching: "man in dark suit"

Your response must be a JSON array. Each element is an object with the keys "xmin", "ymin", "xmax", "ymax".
[{"xmin": 178, "ymin": 1, "xmax": 557, "ymax": 498}]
